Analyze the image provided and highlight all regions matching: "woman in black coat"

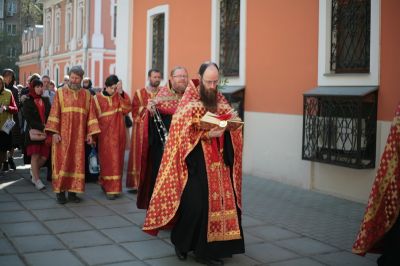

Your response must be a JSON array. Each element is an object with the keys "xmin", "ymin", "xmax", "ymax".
[{"xmin": 22, "ymin": 79, "xmax": 51, "ymax": 190}]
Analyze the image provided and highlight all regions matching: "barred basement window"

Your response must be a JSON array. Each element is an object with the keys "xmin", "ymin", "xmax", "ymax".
[
  {"xmin": 302, "ymin": 86, "xmax": 378, "ymax": 169},
  {"xmin": 330, "ymin": 0, "xmax": 370, "ymax": 73},
  {"xmin": 152, "ymin": 14, "xmax": 165, "ymax": 78},
  {"xmin": 219, "ymin": 0, "xmax": 240, "ymax": 77}
]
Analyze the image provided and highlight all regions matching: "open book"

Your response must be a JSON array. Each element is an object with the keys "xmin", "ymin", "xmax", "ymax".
[{"xmin": 199, "ymin": 111, "xmax": 243, "ymax": 130}]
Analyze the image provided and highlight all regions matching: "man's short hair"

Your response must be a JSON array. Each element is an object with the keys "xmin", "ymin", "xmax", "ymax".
[
  {"xmin": 68, "ymin": 66, "xmax": 85, "ymax": 78},
  {"xmin": 148, "ymin": 68, "xmax": 161, "ymax": 78},
  {"xmin": 105, "ymin": 75, "xmax": 119, "ymax": 87},
  {"xmin": 42, "ymin": 75, "xmax": 50, "ymax": 80}
]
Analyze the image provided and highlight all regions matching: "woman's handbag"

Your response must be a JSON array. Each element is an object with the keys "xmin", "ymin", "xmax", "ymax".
[{"xmin": 29, "ymin": 128, "xmax": 47, "ymax": 141}]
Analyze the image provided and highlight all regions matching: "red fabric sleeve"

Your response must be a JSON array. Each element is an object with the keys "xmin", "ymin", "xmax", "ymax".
[{"xmin": 7, "ymin": 93, "xmax": 18, "ymax": 114}]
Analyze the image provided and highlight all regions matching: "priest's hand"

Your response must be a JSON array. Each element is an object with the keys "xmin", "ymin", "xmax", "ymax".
[
  {"xmin": 117, "ymin": 81, "xmax": 123, "ymax": 95},
  {"xmin": 208, "ymin": 127, "xmax": 226, "ymax": 138},
  {"xmin": 147, "ymin": 99, "xmax": 158, "ymax": 114},
  {"xmin": 53, "ymin": 134, "xmax": 61, "ymax": 144},
  {"xmin": 87, "ymin": 135, "xmax": 95, "ymax": 145}
]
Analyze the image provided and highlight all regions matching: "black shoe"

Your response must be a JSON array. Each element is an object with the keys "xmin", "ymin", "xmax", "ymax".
[
  {"xmin": 68, "ymin": 192, "xmax": 81, "ymax": 203},
  {"xmin": 56, "ymin": 192, "xmax": 67, "ymax": 204},
  {"xmin": 2, "ymin": 161, "xmax": 9, "ymax": 172},
  {"xmin": 106, "ymin": 194, "xmax": 117, "ymax": 200},
  {"xmin": 174, "ymin": 246, "xmax": 187, "ymax": 261},
  {"xmin": 8, "ymin": 157, "xmax": 16, "ymax": 170},
  {"xmin": 195, "ymin": 256, "xmax": 224, "ymax": 266}
]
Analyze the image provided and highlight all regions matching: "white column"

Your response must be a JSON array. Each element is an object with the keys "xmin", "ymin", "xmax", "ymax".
[
  {"xmin": 91, "ymin": 0, "xmax": 104, "ymax": 48},
  {"xmin": 115, "ymin": 0, "xmax": 133, "ymax": 96},
  {"xmin": 49, "ymin": 6, "xmax": 54, "ymax": 56},
  {"xmin": 70, "ymin": 0, "xmax": 77, "ymax": 50}
]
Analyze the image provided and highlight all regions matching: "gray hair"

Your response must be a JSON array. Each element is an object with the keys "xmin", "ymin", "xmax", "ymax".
[
  {"xmin": 69, "ymin": 65, "xmax": 85, "ymax": 78},
  {"xmin": 170, "ymin": 66, "xmax": 187, "ymax": 77}
]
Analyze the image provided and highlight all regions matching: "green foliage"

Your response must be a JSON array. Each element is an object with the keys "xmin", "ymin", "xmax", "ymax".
[
  {"xmin": 20, "ymin": 0, "xmax": 43, "ymax": 28},
  {"xmin": 0, "ymin": 1, "xmax": 43, "ymax": 81},
  {"xmin": 218, "ymin": 76, "xmax": 229, "ymax": 88}
]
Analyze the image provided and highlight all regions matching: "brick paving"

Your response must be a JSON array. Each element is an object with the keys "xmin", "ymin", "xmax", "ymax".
[{"xmin": 0, "ymin": 155, "xmax": 379, "ymax": 265}]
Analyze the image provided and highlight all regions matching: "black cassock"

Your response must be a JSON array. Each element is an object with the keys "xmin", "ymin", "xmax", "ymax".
[{"xmin": 171, "ymin": 131, "xmax": 245, "ymax": 259}]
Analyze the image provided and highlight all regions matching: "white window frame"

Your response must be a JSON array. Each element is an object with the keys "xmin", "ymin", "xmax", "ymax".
[
  {"xmin": 6, "ymin": 23, "xmax": 16, "ymax": 35},
  {"xmin": 54, "ymin": 7, "xmax": 61, "ymax": 51},
  {"xmin": 65, "ymin": 4, "xmax": 73, "ymax": 48},
  {"xmin": 45, "ymin": 12, "xmax": 51, "ymax": 49},
  {"xmin": 8, "ymin": 46, "xmax": 15, "ymax": 58},
  {"xmin": 211, "ymin": 0, "xmax": 247, "ymax": 86},
  {"xmin": 7, "ymin": 0, "xmax": 17, "ymax": 16},
  {"xmin": 110, "ymin": 0, "xmax": 117, "ymax": 40},
  {"xmin": 77, "ymin": 0, "xmax": 84, "ymax": 41},
  {"xmin": 146, "ymin": 5, "xmax": 169, "ymax": 84},
  {"xmin": 109, "ymin": 63, "xmax": 116, "ymax": 75},
  {"xmin": 0, "ymin": 0, "xmax": 4, "ymax": 19},
  {"xmin": 318, "ymin": 0, "xmax": 380, "ymax": 86}
]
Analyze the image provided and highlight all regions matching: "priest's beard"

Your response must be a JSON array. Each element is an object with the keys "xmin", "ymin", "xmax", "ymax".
[
  {"xmin": 200, "ymin": 82, "xmax": 218, "ymax": 113},
  {"xmin": 69, "ymin": 81, "xmax": 82, "ymax": 90}
]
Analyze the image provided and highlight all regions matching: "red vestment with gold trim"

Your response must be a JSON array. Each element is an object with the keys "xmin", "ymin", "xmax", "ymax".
[
  {"xmin": 45, "ymin": 88, "xmax": 100, "ymax": 193},
  {"xmin": 126, "ymin": 87, "xmax": 159, "ymax": 189},
  {"xmin": 143, "ymin": 82, "xmax": 243, "ymax": 243},
  {"xmin": 93, "ymin": 92, "xmax": 132, "ymax": 194},
  {"xmin": 353, "ymin": 104, "xmax": 400, "ymax": 255},
  {"xmin": 136, "ymin": 84, "xmax": 182, "ymax": 209}
]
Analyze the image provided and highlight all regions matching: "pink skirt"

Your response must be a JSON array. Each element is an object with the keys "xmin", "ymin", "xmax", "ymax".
[{"xmin": 26, "ymin": 144, "xmax": 50, "ymax": 159}]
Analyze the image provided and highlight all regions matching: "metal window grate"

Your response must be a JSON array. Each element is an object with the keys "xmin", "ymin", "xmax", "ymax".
[
  {"xmin": 152, "ymin": 14, "xmax": 165, "ymax": 78},
  {"xmin": 302, "ymin": 87, "xmax": 378, "ymax": 169},
  {"xmin": 331, "ymin": 0, "xmax": 370, "ymax": 73},
  {"xmin": 219, "ymin": 0, "xmax": 240, "ymax": 77}
]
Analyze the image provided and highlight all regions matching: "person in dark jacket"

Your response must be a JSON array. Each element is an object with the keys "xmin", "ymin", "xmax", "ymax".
[
  {"xmin": 22, "ymin": 78, "xmax": 51, "ymax": 190},
  {"xmin": 20, "ymin": 73, "xmax": 41, "ymax": 165}
]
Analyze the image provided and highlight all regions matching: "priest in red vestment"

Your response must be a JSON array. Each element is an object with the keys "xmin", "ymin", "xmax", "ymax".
[
  {"xmin": 126, "ymin": 69, "xmax": 161, "ymax": 191},
  {"xmin": 143, "ymin": 62, "xmax": 245, "ymax": 265},
  {"xmin": 93, "ymin": 75, "xmax": 132, "ymax": 200},
  {"xmin": 136, "ymin": 66, "xmax": 188, "ymax": 209},
  {"xmin": 353, "ymin": 103, "xmax": 400, "ymax": 265},
  {"xmin": 45, "ymin": 66, "xmax": 100, "ymax": 204}
]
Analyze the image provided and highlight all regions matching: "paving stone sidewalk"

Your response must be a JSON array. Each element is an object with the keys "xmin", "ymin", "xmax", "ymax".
[{"xmin": 0, "ymin": 156, "xmax": 378, "ymax": 266}]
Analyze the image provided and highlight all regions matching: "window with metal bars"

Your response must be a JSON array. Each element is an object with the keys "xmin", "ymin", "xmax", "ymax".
[
  {"xmin": 152, "ymin": 14, "xmax": 165, "ymax": 78},
  {"xmin": 330, "ymin": 0, "xmax": 370, "ymax": 73},
  {"xmin": 219, "ymin": 0, "xmax": 240, "ymax": 77},
  {"xmin": 302, "ymin": 86, "xmax": 378, "ymax": 169}
]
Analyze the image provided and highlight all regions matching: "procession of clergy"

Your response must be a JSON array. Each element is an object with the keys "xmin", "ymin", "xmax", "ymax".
[
  {"xmin": 32, "ymin": 62, "xmax": 243, "ymax": 265},
  {"xmin": 2, "ymin": 59, "xmax": 397, "ymax": 265}
]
